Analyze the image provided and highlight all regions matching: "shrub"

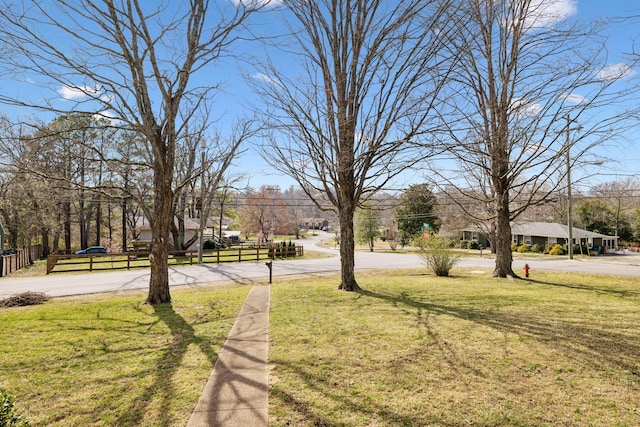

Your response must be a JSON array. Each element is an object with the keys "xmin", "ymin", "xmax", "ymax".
[
  {"xmin": 203, "ymin": 239, "xmax": 217, "ymax": 250},
  {"xmin": 549, "ymin": 244, "xmax": 565, "ymax": 255},
  {"xmin": 516, "ymin": 244, "xmax": 531, "ymax": 253},
  {"xmin": 467, "ymin": 240, "xmax": 480, "ymax": 250},
  {"xmin": 510, "ymin": 243, "xmax": 518, "ymax": 252},
  {"xmin": 415, "ymin": 234, "xmax": 459, "ymax": 277},
  {"xmin": 386, "ymin": 229, "xmax": 398, "ymax": 251},
  {"xmin": 531, "ymin": 243, "xmax": 544, "ymax": 253},
  {"xmin": 0, "ymin": 389, "xmax": 30, "ymax": 426}
]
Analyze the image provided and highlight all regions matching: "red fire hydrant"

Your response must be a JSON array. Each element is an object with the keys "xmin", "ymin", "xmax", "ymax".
[{"xmin": 524, "ymin": 263, "xmax": 530, "ymax": 278}]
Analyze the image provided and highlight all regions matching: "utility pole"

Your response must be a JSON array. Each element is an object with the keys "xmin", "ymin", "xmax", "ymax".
[
  {"xmin": 565, "ymin": 122, "xmax": 573, "ymax": 260},
  {"xmin": 198, "ymin": 140, "xmax": 206, "ymax": 264},
  {"xmin": 564, "ymin": 114, "xmax": 582, "ymax": 260},
  {"xmin": 264, "ymin": 186, "xmax": 280, "ymax": 244}
]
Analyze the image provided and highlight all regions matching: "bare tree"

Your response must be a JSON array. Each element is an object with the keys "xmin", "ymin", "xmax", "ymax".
[
  {"xmin": 430, "ymin": 0, "xmax": 635, "ymax": 277},
  {"xmin": 591, "ymin": 177, "xmax": 640, "ymax": 247},
  {"xmin": 172, "ymin": 121, "xmax": 251, "ymax": 251},
  {"xmin": 198, "ymin": 122, "xmax": 255, "ymax": 247},
  {"xmin": 239, "ymin": 186, "xmax": 290, "ymax": 241},
  {"xmin": 253, "ymin": 0, "xmax": 453, "ymax": 291},
  {"xmin": 0, "ymin": 0, "xmax": 267, "ymax": 303}
]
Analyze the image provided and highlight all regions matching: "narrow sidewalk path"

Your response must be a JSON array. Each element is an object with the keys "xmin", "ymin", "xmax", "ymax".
[{"xmin": 187, "ymin": 285, "xmax": 270, "ymax": 426}]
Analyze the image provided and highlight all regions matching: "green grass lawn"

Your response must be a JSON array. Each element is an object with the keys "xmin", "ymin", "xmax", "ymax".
[
  {"xmin": 269, "ymin": 269, "xmax": 640, "ymax": 426},
  {"xmin": 0, "ymin": 285, "xmax": 250, "ymax": 426},
  {"xmin": 1, "ymin": 269, "xmax": 639, "ymax": 426}
]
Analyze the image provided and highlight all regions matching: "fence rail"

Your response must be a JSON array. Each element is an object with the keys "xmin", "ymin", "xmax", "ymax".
[
  {"xmin": 46, "ymin": 245, "xmax": 304, "ymax": 274},
  {"xmin": 0, "ymin": 245, "xmax": 44, "ymax": 277}
]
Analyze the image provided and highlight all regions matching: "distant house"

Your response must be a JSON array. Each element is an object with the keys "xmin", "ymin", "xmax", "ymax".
[
  {"xmin": 462, "ymin": 221, "xmax": 617, "ymax": 253},
  {"xmin": 299, "ymin": 217, "xmax": 329, "ymax": 230},
  {"xmin": 461, "ymin": 227, "xmax": 491, "ymax": 248},
  {"xmin": 133, "ymin": 216, "xmax": 215, "ymax": 251}
]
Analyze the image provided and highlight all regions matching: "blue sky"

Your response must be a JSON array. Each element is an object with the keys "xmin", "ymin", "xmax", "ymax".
[
  {"xmin": 231, "ymin": 0, "xmax": 640, "ymax": 192},
  {"xmin": 0, "ymin": 0, "xmax": 638, "ymax": 193},
  {"xmin": 550, "ymin": 0, "xmax": 640, "ymax": 192}
]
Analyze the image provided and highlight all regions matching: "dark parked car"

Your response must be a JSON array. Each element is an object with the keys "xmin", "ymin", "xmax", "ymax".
[{"xmin": 75, "ymin": 246, "xmax": 107, "ymax": 254}]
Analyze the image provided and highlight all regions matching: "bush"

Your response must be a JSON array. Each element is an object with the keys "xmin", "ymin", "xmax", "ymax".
[
  {"xmin": 467, "ymin": 240, "xmax": 480, "ymax": 250},
  {"xmin": 549, "ymin": 244, "xmax": 565, "ymax": 255},
  {"xmin": 510, "ymin": 243, "xmax": 518, "ymax": 252},
  {"xmin": 516, "ymin": 244, "xmax": 531, "ymax": 253},
  {"xmin": 415, "ymin": 234, "xmax": 459, "ymax": 277},
  {"xmin": 531, "ymin": 243, "xmax": 544, "ymax": 253},
  {"xmin": 0, "ymin": 389, "xmax": 30, "ymax": 426},
  {"xmin": 385, "ymin": 229, "xmax": 398, "ymax": 251},
  {"xmin": 203, "ymin": 239, "xmax": 217, "ymax": 250}
]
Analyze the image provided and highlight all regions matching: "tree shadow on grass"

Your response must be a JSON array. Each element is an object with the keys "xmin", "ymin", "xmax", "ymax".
[
  {"xmin": 270, "ymin": 361, "xmax": 460, "ymax": 427},
  {"xmin": 117, "ymin": 303, "xmax": 220, "ymax": 427},
  {"xmin": 357, "ymin": 288, "xmax": 640, "ymax": 377},
  {"xmin": 525, "ymin": 277, "xmax": 640, "ymax": 299},
  {"xmin": 268, "ymin": 282, "xmax": 640, "ymax": 425}
]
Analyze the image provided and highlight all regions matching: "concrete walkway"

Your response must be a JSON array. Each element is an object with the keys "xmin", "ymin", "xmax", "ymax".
[{"xmin": 187, "ymin": 285, "xmax": 270, "ymax": 426}]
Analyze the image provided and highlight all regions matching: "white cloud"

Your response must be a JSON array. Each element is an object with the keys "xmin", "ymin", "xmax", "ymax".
[
  {"xmin": 524, "ymin": 0, "xmax": 577, "ymax": 29},
  {"xmin": 252, "ymin": 72, "xmax": 283, "ymax": 88},
  {"xmin": 511, "ymin": 97, "xmax": 542, "ymax": 117},
  {"xmin": 93, "ymin": 110, "xmax": 121, "ymax": 125},
  {"xmin": 562, "ymin": 93, "xmax": 586, "ymax": 105},
  {"xmin": 100, "ymin": 94, "xmax": 114, "ymax": 103},
  {"xmin": 57, "ymin": 84, "xmax": 101, "ymax": 100},
  {"xmin": 597, "ymin": 63, "xmax": 636, "ymax": 83},
  {"xmin": 228, "ymin": 0, "xmax": 281, "ymax": 7}
]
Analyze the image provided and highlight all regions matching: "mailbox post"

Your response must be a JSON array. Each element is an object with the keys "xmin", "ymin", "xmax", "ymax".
[{"xmin": 265, "ymin": 261, "xmax": 273, "ymax": 284}]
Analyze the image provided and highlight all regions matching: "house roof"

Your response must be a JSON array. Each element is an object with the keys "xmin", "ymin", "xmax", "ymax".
[
  {"xmin": 464, "ymin": 221, "xmax": 617, "ymax": 240},
  {"xmin": 134, "ymin": 216, "xmax": 215, "ymax": 231},
  {"xmin": 511, "ymin": 222, "xmax": 615, "ymax": 239}
]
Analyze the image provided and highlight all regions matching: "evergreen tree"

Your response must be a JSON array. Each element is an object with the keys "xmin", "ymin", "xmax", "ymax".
[
  {"xmin": 356, "ymin": 203, "xmax": 380, "ymax": 252},
  {"xmin": 395, "ymin": 184, "xmax": 440, "ymax": 246}
]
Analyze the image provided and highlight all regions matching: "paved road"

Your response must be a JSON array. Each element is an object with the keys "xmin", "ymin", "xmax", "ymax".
[{"xmin": 1, "ymin": 233, "xmax": 639, "ymax": 299}]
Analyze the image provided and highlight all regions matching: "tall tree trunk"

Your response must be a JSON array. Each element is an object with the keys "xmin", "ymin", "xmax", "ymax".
[
  {"xmin": 79, "ymin": 195, "xmax": 86, "ymax": 249},
  {"xmin": 145, "ymin": 159, "xmax": 173, "ymax": 304},
  {"xmin": 79, "ymin": 156, "xmax": 88, "ymax": 250},
  {"xmin": 53, "ymin": 209, "xmax": 60, "ymax": 253},
  {"xmin": 8, "ymin": 223, "xmax": 18, "ymax": 249},
  {"xmin": 493, "ymin": 190, "xmax": 515, "ymax": 278},
  {"xmin": 63, "ymin": 200, "xmax": 71, "ymax": 253},
  {"xmin": 95, "ymin": 198, "xmax": 101, "ymax": 246},
  {"xmin": 338, "ymin": 203, "xmax": 360, "ymax": 291},
  {"xmin": 121, "ymin": 200, "xmax": 127, "ymax": 253},
  {"xmin": 41, "ymin": 227, "xmax": 50, "ymax": 257}
]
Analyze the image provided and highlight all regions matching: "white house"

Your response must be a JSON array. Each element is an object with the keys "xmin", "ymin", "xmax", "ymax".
[{"xmin": 133, "ymin": 216, "xmax": 215, "ymax": 251}]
